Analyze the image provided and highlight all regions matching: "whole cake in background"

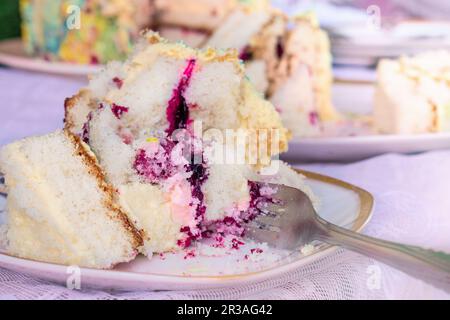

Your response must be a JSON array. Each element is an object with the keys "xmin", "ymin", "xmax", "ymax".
[
  {"xmin": 374, "ymin": 51, "xmax": 450, "ymax": 134},
  {"xmin": 0, "ymin": 31, "xmax": 318, "ymax": 268},
  {"xmin": 20, "ymin": 0, "xmax": 336, "ymax": 138}
]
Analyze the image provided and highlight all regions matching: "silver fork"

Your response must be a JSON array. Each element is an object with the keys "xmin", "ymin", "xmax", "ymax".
[{"xmin": 246, "ymin": 182, "xmax": 450, "ymax": 293}]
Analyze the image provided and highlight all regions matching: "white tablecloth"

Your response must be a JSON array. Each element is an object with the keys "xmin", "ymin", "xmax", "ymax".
[{"xmin": 1, "ymin": 67, "xmax": 450, "ymax": 300}]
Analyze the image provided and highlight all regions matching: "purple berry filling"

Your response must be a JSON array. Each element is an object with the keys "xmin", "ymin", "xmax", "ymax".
[
  {"xmin": 239, "ymin": 46, "xmax": 254, "ymax": 62},
  {"xmin": 112, "ymin": 77, "xmax": 124, "ymax": 89},
  {"xmin": 81, "ymin": 112, "xmax": 93, "ymax": 144},
  {"xmin": 81, "ymin": 104, "xmax": 105, "ymax": 144},
  {"xmin": 111, "ymin": 103, "xmax": 129, "ymax": 119},
  {"xmin": 178, "ymin": 161, "xmax": 209, "ymax": 249},
  {"xmin": 166, "ymin": 59, "xmax": 196, "ymax": 135},
  {"xmin": 276, "ymin": 37, "xmax": 284, "ymax": 59},
  {"xmin": 133, "ymin": 139, "xmax": 176, "ymax": 184},
  {"xmin": 309, "ymin": 111, "xmax": 319, "ymax": 126}
]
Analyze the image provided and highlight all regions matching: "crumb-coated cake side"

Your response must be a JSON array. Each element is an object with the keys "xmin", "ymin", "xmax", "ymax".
[{"xmin": 0, "ymin": 130, "xmax": 142, "ymax": 268}]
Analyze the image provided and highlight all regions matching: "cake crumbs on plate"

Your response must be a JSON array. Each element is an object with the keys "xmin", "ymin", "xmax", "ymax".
[{"xmin": 301, "ymin": 244, "xmax": 315, "ymax": 256}]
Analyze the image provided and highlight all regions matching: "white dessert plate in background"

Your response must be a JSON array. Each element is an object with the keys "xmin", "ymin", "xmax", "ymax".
[
  {"xmin": 0, "ymin": 38, "xmax": 101, "ymax": 76},
  {"xmin": 285, "ymin": 133, "xmax": 450, "ymax": 163},
  {"xmin": 0, "ymin": 170, "xmax": 373, "ymax": 291},
  {"xmin": 331, "ymin": 21, "xmax": 450, "ymax": 67}
]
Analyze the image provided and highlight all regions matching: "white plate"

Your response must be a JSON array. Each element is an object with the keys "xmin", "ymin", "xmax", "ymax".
[
  {"xmin": 331, "ymin": 21, "xmax": 450, "ymax": 67},
  {"xmin": 282, "ymin": 82, "xmax": 450, "ymax": 162},
  {"xmin": 284, "ymin": 133, "xmax": 450, "ymax": 163},
  {"xmin": 0, "ymin": 170, "xmax": 373, "ymax": 291},
  {"xmin": 0, "ymin": 38, "xmax": 101, "ymax": 76}
]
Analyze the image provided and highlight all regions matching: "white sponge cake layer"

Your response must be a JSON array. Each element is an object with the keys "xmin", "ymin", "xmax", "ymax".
[
  {"xmin": 374, "ymin": 51, "xmax": 450, "ymax": 134},
  {"xmin": 107, "ymin": 56, "xmax": 185, "ymax": 131},
  {"xmin": 87, "ymin": 106, "xmax": 136, "ymax": 186},
  {"xmin": 0, "ymin": 131, "xmax": 142, "ymax": 268},
  {"xmin": 185, "ymin": 61, "xmax": 242, "ymax": 130},
  {"xmin": 118, "ymin": 182, "xmax": 185, "ymax": 254}
]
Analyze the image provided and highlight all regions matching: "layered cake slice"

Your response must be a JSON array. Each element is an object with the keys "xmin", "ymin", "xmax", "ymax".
[
  {"xmin": 207, "ymin": 5, "xmax": 336, "ymax": 137},
  {"xmin": 268, "ymin": 15, "xmax": 336, "ymax": 137},
  {"xmin": 0, "ymin": 130, "xmax": 142, "ymax": 268},
  {"xmin": 374, "ymin": 51, "xmax": 450, "ymax": 134},
  {"xmin": 64, "ymin": 31, "xmax": 316, "ymax": 255}
]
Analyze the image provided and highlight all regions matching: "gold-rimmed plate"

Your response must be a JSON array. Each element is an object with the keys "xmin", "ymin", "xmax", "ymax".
[{"xmin": 0, "ymin": 170, "xmax": 374, "ymax": 291}]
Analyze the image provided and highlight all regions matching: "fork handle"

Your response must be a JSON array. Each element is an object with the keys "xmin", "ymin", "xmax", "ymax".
[{"xmin": 314, "ymin": 217, "xmax": 450, "ymax": 293}]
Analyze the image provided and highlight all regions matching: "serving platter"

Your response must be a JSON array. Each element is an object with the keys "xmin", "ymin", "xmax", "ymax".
[{"xmin": 0, "ymin": 170, "xmax": 374, "ymax": 291}]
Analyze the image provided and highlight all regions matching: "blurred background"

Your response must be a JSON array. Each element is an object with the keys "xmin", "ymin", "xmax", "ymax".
[
  {"xmin": 2, "ymin": 0, "xmax": 450, "ymax": 66},
  {"xmin": 2, "ymin": 0, "xmax": 450, "ymax": 40}
]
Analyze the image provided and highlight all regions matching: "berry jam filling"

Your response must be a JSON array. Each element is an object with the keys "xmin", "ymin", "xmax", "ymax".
[
  {"xmin": 81, "ymin": 112, "xmax": 93, "ymax": 144},
  {"xmin": 112, "ymin": 77, "xmax": 124, "ymax": 89},
  {"xmin": 166, "ymin": 59, "xmax": 196, "ymax": 135},
  {"xmin": 133, "ymin": 139, "xmax": 177, "ymax": 184},
  {"xmin": 133, "ymin": 134, "xmax": 210, "ymax": 249},
  {"xmin": 111, "ymin": 103, "xmax": 129, "ymax": 119},
  {"xmin": 309, "ymin": 111, "xmax": 319, "ymax": 126},
  {"xmin": 247, "ymin": 181, "xmax": 278, "ymax": 220},
  {"xmin": 239, "ymin": 46, "xmax": 254, "ymax": 62},
  {"xmin": 177, "ymin": 159, "xmax": 210, "ymax": 249},
  {"xmin": 276, "ymin": 36, "xmax": 284, "ymax": 59},
  {"xmin": 231, "ymin": 238, "xmax": 245, "ymax": 250}
]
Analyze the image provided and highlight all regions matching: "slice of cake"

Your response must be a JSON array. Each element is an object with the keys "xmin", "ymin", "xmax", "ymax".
[
  {"xmin": 0, "ymin": 130, "xmax": 142, "ymax": 268},
  {"xmin": 20, "ymin": 0, "xmax": 154, "ymax": 64},
  {"xmin": 64, "ymin": 31, "xmax": 317, "ymax": 255},
  {"xmin": 207, "ymin": 5, "xmax": 336, "ymax": 137},
  {"xmin": 374, "ymin": 51, "xmax": 450, "ymax": 134},
  {"xmin": 268, "ymin": 15, "xmax": 336, "ymax": 137}
]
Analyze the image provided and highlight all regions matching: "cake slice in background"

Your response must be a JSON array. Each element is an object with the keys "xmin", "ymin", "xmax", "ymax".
[
  {"xmin": 269, "ymin": 14, "xmax": 336, "ymax": 137},
  {"xmin": 0, "ymin": 130, "xmax": 142, "ymax": 268},
  {"xmin": 64, "ymin": 31, "xmax": 316, "ymax": 255},
  {"xmin": 374, "ymin": 51, "xmax": 450, "ymax": 134},
  {"xmin": 20, "ymin": 0, "xmax": 154, "ymax": 64},
  {"xmin": 65, "ymin": 32, "xmax": 290, "ymax": 160},
  {"xmin": 207, "ymin": 4, "xmax": 336, "ymax": 137}
]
